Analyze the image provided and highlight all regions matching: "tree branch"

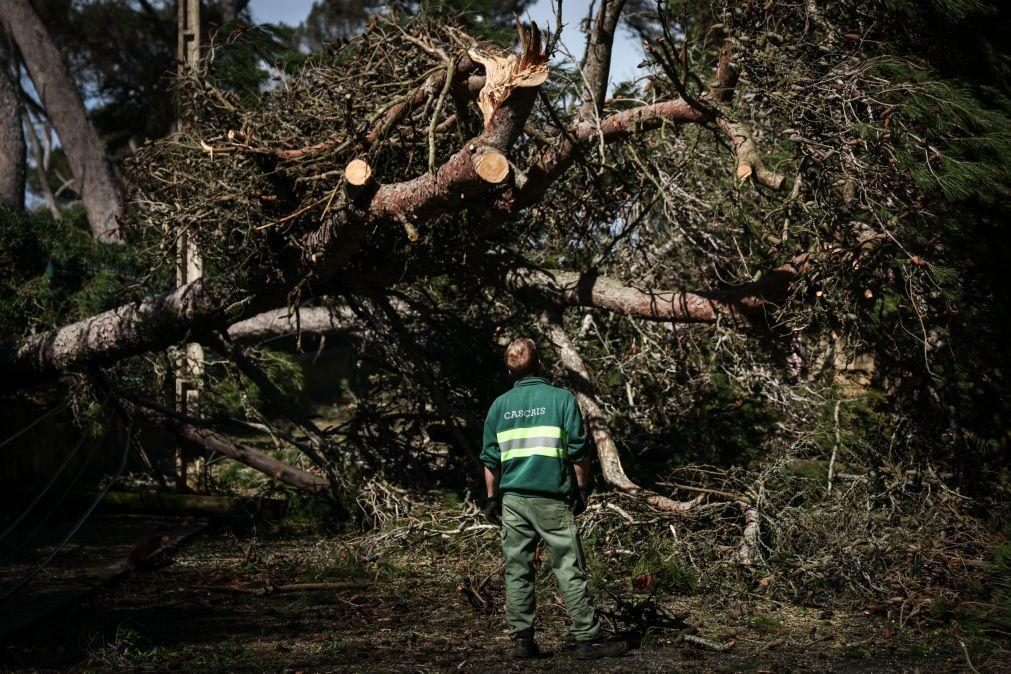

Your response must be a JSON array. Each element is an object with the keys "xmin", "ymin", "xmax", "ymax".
[
  {"xmin": 226, "ymin": 304, "xmax": 357, "ymax": 345},
  {"xmin": 174, "ymin": 422, "xmax": 328, "ymax": 494},
  {"xmin": 538, "ymin": 306, "xmax": 638, "ymax": 491},
  {"xmin": 507, "ymin": 257, "xmax": 808, "ymax": 325},
  {"xmin": 538, "ymin": 307, "xmax": 707, "ymax": 512},
  {"xmin": 502, "ymin": 98, "xmax": 706, "ymax": 213},
  {"xmin": 577, "ymin": 0, "xmax": 628, "ymax": 120}
]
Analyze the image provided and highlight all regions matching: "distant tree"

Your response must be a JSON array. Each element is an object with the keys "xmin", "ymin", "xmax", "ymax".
[
  {"xmin": 0, "ymin": 0, "xmax": 124, "ymax": 240},
  {"xmin": 0, "ymin": 41, "xmax": 25, "ymax": 209},
  {"xmin": 293, "ymin": 0, "xmax": 534, "ymax": 51}
]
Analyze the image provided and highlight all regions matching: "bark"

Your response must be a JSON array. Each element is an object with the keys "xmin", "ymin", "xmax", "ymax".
[
  {"xmin": 737, "ymin": 501, "xmax": 762, "ymax": 565},
  {"xmin": 0, "ymin": 43, "xmax": 25, "ymax": 209},
  {"xmin": 0, "ymin": 0, "xmax": 124, "ymax": 240},
  {"xmin": 507, "ymin": 258, "xmax": 808, "ymax": 325},
  {"xmin": 175, "ymin": 423, "xmax": 328, "ymax": 493},
  {"xmin": 577, "ymin": 0, "xmax": 628, "ymax": 120},
  {"xmin": 708, "ymin": 36, "xmax": 739, "ymax": 105},
  {"xmin": 1, "ymin": 278, "xmax": 280, "ymax": 387},
  {"xmin": 226, "ymin": 305, "xmax": 357, "ymax": 345}
]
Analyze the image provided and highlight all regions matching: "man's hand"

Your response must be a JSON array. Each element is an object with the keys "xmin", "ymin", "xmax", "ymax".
[
  {"xmin": 482, "ymin": 494, "xmax": 501, "ymax": 523},
  {"xmin": 572, "ymin": 483, "xmax": 593, "ymax": 516}
]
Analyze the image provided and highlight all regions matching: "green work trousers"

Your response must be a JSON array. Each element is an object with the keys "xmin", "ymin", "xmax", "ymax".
[{"xmin": 500, "ymin": 492, "xmax": 600, "ymax": 642}]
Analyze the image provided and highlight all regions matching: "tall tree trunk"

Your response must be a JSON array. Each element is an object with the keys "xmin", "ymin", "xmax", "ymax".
[
  {"xmin": 0, "ymin": 41, "xmax": 25, "ymax": 209},
  {"xmin": 0, "ymin": 0, "xmax": 124, "ymax": 240}
]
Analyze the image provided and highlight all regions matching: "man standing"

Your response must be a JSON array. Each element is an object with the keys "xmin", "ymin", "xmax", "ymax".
[{"xmin": 480, "ymin": 337, "xmax": 628, "ymax": 660}]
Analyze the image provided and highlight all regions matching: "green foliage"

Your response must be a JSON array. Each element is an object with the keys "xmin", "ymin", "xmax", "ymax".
[
  {"xmin": 808, "ymin": 391, "xmax": 889, "ymax": 464},
  {"xmin": 869, "ymin": 59, "xmax": 1011, "ymax": 205},
  {"xmin": 202, "ymin": 349, "xmax": 305, "ymax": 419},
  {"xmin": 960, "ymin": 537, "xmax": 1011, "ymax": 635},
  {"xmin": 0, "ymin": 207, "xmax": 143, "ymax": 341},
  {"xmin": 208, "ymin": 23, "xmax": 300, "ymax": 102},
  {"xmin": 668, "ymin": 373, "xmax": 780, "ymax": 466},
  {"xmin": 631, "ymin": 549, "xmax": 699, "ymax": 594}
]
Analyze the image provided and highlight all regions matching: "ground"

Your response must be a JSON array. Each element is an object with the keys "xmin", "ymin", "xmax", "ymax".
[{"xmin": 2, "ymin": 513, "xmax": 1006, "ymax": 673}]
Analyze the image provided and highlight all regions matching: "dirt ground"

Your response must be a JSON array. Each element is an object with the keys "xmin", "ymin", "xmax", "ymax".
[{"xmin": 1, "ymin": 522, "xmax": 1007, "ymax": 673}]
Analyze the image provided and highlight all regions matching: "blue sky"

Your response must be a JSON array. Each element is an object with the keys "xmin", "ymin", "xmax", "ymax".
[{"xmin": 247, "ymin": 0, "xmax": 645, "ymax": 90}]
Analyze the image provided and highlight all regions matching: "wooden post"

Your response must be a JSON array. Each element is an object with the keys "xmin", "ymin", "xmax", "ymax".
[{"xmin": 175, "ymin": 0, "xmax": 203, "ymax": 492}]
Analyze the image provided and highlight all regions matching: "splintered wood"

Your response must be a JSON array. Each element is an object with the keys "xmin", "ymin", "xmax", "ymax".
[{"xmin": 468, "ymin": 18, "xmax": 549, "ymax": 129}]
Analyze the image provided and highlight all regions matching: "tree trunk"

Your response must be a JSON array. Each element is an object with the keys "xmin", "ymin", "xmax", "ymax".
[
  {"xmin": 1, "ymin": 278, "xmax": 282, "ymax": 388},
  {"xmin": 0, "ymin": 0, "xmax": 124, "ymax": 240},
  {"xmin": 577, "ymin": 0, "xmax": 628, "ymax": 120},
  {"xmin": 0, "ymin": 43, "xmax": 25, "ymax": 209}
]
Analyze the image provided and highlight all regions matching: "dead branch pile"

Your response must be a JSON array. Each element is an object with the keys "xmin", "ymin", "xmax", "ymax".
[{"xmin": 339, "ymin": 465, "xmax": 998, "ymax": 619}]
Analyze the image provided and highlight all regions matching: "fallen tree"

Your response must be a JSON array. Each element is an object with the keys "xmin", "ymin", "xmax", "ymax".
[{"xmin": 1, "ymin": 4, "xmax": 795, "ymax": 561}]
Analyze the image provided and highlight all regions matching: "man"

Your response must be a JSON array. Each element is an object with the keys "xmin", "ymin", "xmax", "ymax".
[{"xmin": 480, "ymin": 337, "xmax": 628, "ymax": 660}]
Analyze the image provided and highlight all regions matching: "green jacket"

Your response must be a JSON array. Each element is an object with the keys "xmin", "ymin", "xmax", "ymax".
[{"xmin": 480, "ymin": 377, "xmax": 591, "ymax": 498}]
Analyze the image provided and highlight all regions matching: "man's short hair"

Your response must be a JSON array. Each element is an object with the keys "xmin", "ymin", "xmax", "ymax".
[{"xmin": 505, "ymin": 338, "xmax": 540, "ymax": 378}]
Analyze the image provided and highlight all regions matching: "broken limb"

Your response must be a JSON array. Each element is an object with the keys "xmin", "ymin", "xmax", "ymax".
[
  {"xmin": 506, "ymin": 258, "xmax": 808, "ymax": 326},
  {"xmin": 201, "ymin": 331, "xmax": 344, "ymax": 497},
  {"xmin": 119, "ymin": 393, "xmax": 330, "ymax": 495}
]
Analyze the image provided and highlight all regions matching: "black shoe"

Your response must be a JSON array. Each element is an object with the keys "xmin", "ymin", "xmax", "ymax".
[
  {"xmin": 575, "ymin": 637, "xmax": 628, "ymax": 660},
  {"xmin": 512, "ymin": 636, "xmax": 540, "ymax": 659}
]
